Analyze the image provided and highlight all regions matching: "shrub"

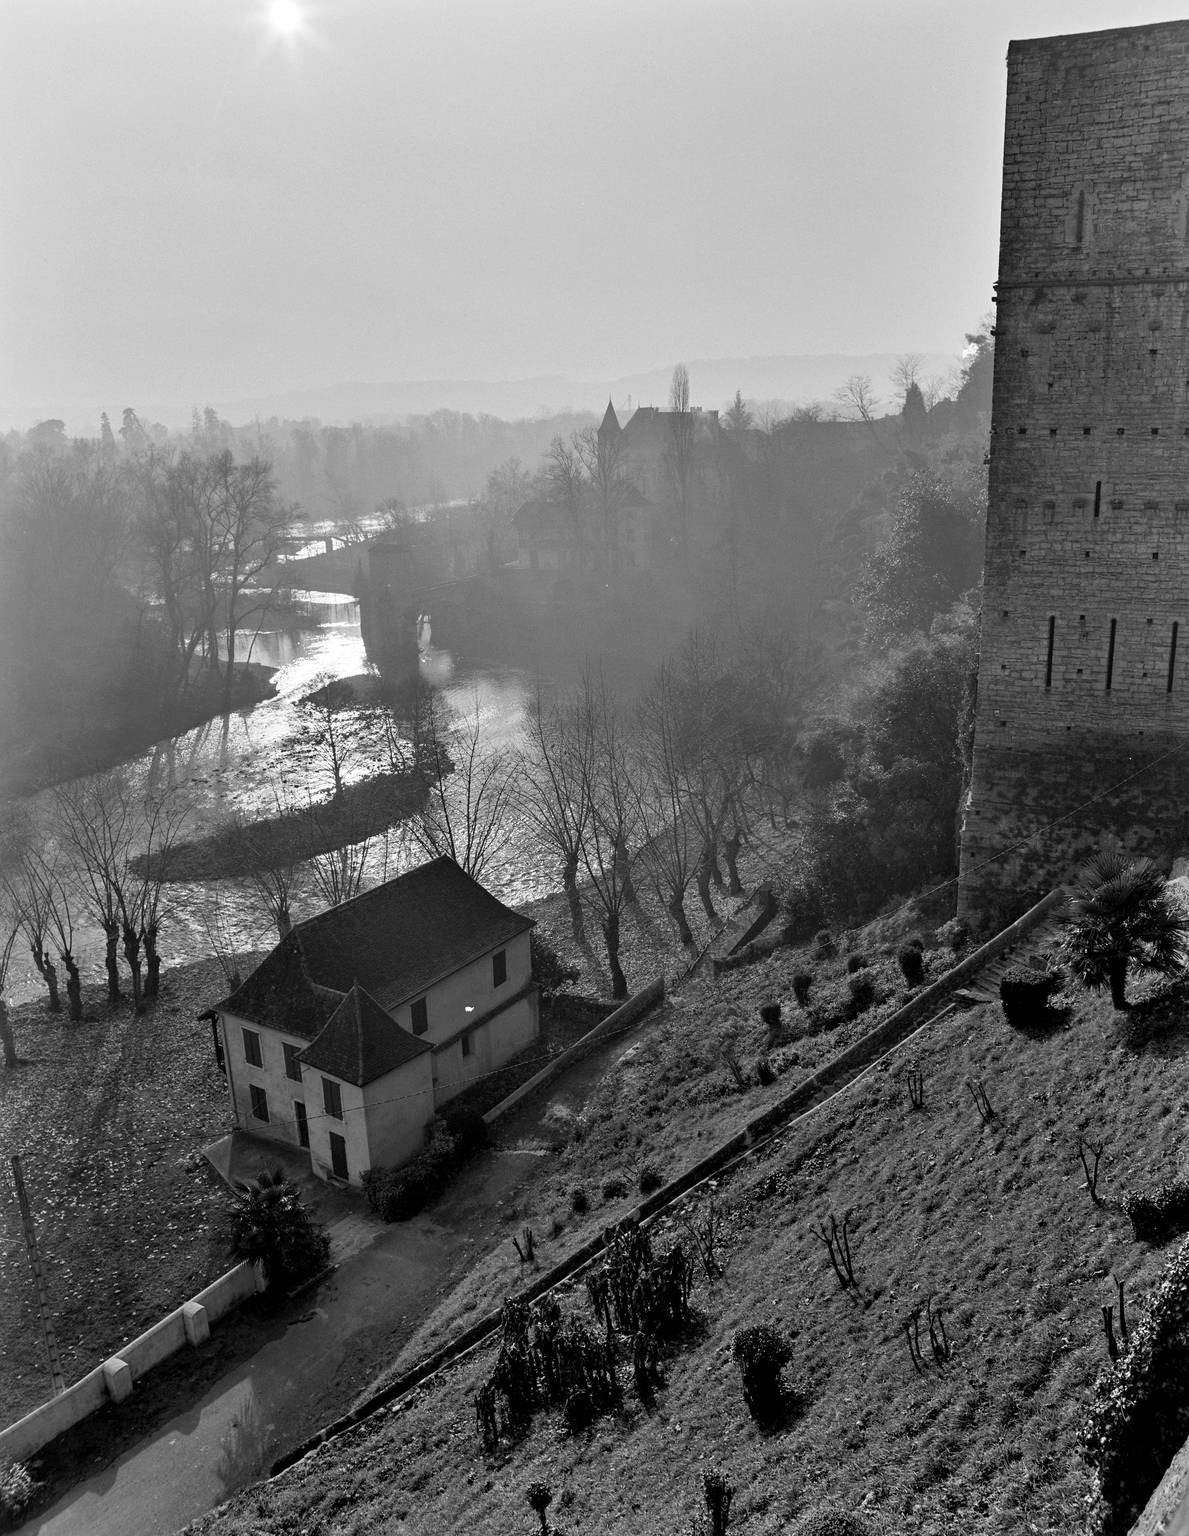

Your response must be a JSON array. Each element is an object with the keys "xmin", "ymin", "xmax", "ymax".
[
  {"xmin": 792, "ymin": 971, "xmax": 814, "ymax": 1008},
  {"xmin": 1122, "ymin": 1179, "xmax": 1189, "ymax": 1244},
  {"xmin": 0, "ymin": 1462, "xmax": 37, "ymax": 1525},
  {"xmin": 755, "ymin": 1056, "xmax": 777, "ymax": 1086},
  {"xmin": 364, "ymin": 1127, "xmax": 460, "ymax": 1222},
  {"xmin": 936, "ymin": 916, "xmax": 971, "ymax": 953},
  {"xmin": 813, "ymin": 929, "xmax": 837, "ymax": 959},
  {"xmin": 531, "ymin": 931, "xmax": 581, "ymax": 997},
  {"xmin": 846, "ymin": 972, "xmax": 877, "ymax": 1017},
  {"xmin": 779, "ymin": 878, "xmax": 827, "ymax": 939},
  {"xmin": 897, "ymin": 945, "xmax": 926, "ymax": 986},
  {"xmin": 792, "ymin": 1507, "xmax": 881, "ymax": 1536},
  {"xmin": 570, "ymin": 1186, "xmax": 590, "ymax": 1215},
  {"xmin": 1080, "ymin": 1238, "xmax": 1189, "ymax": 1531},
  {"xmin": 638, "ymin": 1164, "xmax": 663, "ymax": 1195},
  {"xmin": 999, "ymin": 966, "xmax": 1059, "ymax": 1028},
  {"xmin": 733, "ymin": 1323, "xmax": 793, "ymax": 1422},
  {"xmin": 602, "ymin": 1176, "xmax": 627, "ymax": 1200},
  {"xmin": 845, "ymin": 953, "xmax": 868, "ymax": 974},
  {"xmin": 440, "ymin": 1106, "xmax": 489, "ymax": 1158}
]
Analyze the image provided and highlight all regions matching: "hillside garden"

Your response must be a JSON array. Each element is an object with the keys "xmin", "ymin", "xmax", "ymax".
[{"xmin": 182, "ymin": 888, "xmax": 1189, "ymax": 1536}]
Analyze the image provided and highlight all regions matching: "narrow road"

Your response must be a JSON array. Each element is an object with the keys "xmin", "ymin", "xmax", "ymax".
[{"xmin": 20, "ymin": 1010, "xmax": 666, "ymax": 1536}]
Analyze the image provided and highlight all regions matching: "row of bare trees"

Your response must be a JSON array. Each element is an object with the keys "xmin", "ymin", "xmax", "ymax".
[{"xmin": 0, "ymin": 772, "xmax": 184, "ymax": 1034}]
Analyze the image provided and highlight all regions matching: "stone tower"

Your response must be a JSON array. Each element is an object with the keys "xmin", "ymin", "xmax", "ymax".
[{"xmin": 958, "ymin": 20, "xmax": 1189, "ymax": 924}]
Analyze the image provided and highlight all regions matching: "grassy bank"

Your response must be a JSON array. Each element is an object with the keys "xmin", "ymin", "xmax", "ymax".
[
  {"xmin": 0, "ymin": 960, "xmax": 238, "ymax": 1420},
  {"xmin": 184, "ymin": 947, "xmax": 1189, "ymax": 1535}
]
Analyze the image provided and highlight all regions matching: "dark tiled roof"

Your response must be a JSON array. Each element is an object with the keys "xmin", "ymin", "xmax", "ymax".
[
  {"xmin": 299, "ymin": 983, "xmax": 430, "ymax": 1086},
  {"xmin": 222, "ymin": 857, "xmax": 532, "ymax": 1028},
  {"xmin": 219, "ymin": 932, "xmax": 344, "ymax": 1040}
]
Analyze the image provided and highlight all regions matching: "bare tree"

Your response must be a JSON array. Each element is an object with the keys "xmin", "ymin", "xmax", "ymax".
[
  {"xmin": 544, "ymin": 435, "xmax": 587, "ymax": 558},
  {"xmin": 521, "ymin": 684, "xmax": 594, "ymax": 942},
  {"xmin": 56, "ymin": 772, "xmax": 136, "ymax": 1005},
  {"xmin": 294, "ymin": 673, "xmax": 374, "ymax": 804},
  {"xmin": 889, "ymin": 354, "xmax": 925, "ymax": 405},
  {"xmin": 306, "ymin": 838, "xmax": 374, "ymax": 908},
  {"xmin": 409, "ymin": 691, "xmax": 522, "ymax": 882},
  {"xmin": 636, "ymin": 664, "xmax": 700, "ymax": 946},
  {"xmin": 0, "ymin": 911, "xmax": 20, "ymax": 1068},
  {"xmin": 575, "ymin": 423, "xmax": 632, "ymax": 572},
  {"xmin": 573, "ymin": 670, "xmax": 643, "ymax": 998},
  {"xmin": 207, "ymin": 452, "xmax": 291, "ymax": 716},
  {"xmin": 832, "ymin": 374, "xmax": 881, "ymax": 435}
]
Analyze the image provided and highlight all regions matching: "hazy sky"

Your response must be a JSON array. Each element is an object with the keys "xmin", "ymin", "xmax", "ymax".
[{"xmin": 3, "ymin": 0, "xmax": 1187, "ymax": 424}]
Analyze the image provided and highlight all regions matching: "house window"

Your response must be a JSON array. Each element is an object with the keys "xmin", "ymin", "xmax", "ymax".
[
  {"xmin": 461, "ymin": 1033, "xmax": 473, "ymax": 1058},
  {"xmin": 283, "ymin": 1041, "xmax": 303, "ymax": 1083},
  {"xmin": 492, "ymin": 950, "xmax": 507, "ymax": 987},
  {"xmin": 294, "ymin": 1100, "xmax": 309, "ymax": 1148},
  {"xmin": 328, "ymin": 1132, "xmax": 349, "ymax": 1181},
  {"xmin": 242, "ymin": 1029, "xmax": 263, "ymax": 1068},
  {"xmin": 411, "ymin": 997, "xmax": 428, "ymax": 1035},
  {"xmin": 249, "ymin": 1084, "xmax": 269, "ymax": 1123},
  {"xmin": 322, "ymin": 1077, "xmax": 343, "ymax": 1120}
]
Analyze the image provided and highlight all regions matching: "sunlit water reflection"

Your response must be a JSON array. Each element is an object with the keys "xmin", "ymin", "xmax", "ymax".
[{"xmin": 9, "ymin": 595, "xmax": 556, "ymax": 1004}]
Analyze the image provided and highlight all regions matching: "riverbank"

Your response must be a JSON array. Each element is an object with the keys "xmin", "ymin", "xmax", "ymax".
[{"xmin": 0, "ymin": 663, "xmax": 278, "ymax": 799}]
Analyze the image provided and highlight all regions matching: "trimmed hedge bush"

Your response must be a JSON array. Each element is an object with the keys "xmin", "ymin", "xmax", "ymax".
[
  {"xmin": 1123, "ymin": 1179, "xmax": 1189, "ymax": 1244},
  {"xmin": 999, "ymin": 966, "xmax": 1059, "ymax": 1028},
  {"xmin": 897, "ymin": 945, "xmax": 926, "ymax": 987},
  {"xmin": 1080, "ymin": 1238, "xmax": 1189, "ymax": 1532},
  {"xmin": 792, "ymin": 971, "xmax": 814, "ymax": 1008},
  {"xmin": 363, "ymin": 1125, "xmax": 461, "ymax": 1222},
  {"xmin": 733, "ymin": 1323, "xmax": 794, "ymax": 1422},
  {"xmin": 846, "ymin": 972, "xmax": 877, "ymax": 1018}
]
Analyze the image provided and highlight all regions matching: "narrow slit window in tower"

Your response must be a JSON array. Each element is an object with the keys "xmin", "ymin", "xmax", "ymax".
[
  {"xmin": 1045, "ymin": 617, "xmax": 1055, "ymax": 688},
  {"xmin": 1106, "ymin": 619, "xmax": 1117, "ymax": 691},
  {"xmin": 1075, "ymin": 189, "xmax": 1086, "ymax": 245},
  {"xmin": 1094, "ymin": 481, "xmax": 1102, "ymax": 518},
  {"xmin": 1169, "ymin": 622, "xmax": 1179, "ymax": 693}
]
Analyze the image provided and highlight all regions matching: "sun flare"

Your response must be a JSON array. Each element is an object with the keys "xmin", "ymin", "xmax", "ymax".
[{"xmin": 266, "ymin": 0, "xmax": 304, "ymax": 39}]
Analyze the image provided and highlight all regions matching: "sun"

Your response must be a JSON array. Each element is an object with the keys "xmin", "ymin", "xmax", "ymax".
[{"xmin": 266, "ymin": 0, "xmax": 304, "ymax": 39}]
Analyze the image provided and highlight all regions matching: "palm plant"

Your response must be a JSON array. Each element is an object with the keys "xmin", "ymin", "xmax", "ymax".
[
  {"xmin": 1059, "ymin": 853, "xmax": 1189, "ymax": 1009},
  {"xmin": 229, "ymin": 1168, "xmax": 330, "ymax": 1293}
]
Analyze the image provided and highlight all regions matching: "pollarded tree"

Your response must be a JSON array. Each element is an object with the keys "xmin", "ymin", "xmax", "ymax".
[
  {"xmin": 1059, "ymin": 853, "xmax": 1189, "ymax": 1010},
  {"xmin": 521, "ymin": 684, "xmax": 594, "ymax": 942}
]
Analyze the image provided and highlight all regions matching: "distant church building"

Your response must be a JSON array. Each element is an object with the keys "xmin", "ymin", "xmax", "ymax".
[{"xmin": 959, "ymin": 20, "xmax": 1189, "ymax": 921}]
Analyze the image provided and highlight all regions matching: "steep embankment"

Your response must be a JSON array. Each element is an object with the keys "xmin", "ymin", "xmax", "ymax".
[{"xmin": 185, "ymin": 933, "xmax": 1189, "ymax": 1536}]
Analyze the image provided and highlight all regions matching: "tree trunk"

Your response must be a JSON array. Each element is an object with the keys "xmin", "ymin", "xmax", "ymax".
[
  {"xmin": 723, "ymin": 831, "xmax": 745, "ymax": 897},
  {"xmin": 122, "ymin": 921, "xmax": 143, "ymax": 1011},
  {"xmin": 62, "ymin": 951, "xmax": 82, "ymax": 1022},
  {"xmin": 276, "ymin": 904, "xmax": 292, "ymax": 939},
  {"xmin": 603, "ymin": 911, "xmax": 628, "ymax": 1000},
  {"xmin": 709, "ymin": 846, "xmax": 725, "ymax": 889},
  {"xmin": 103, "ymin": 920, "xmax": 121, "ymax": 1004},
  {"xmin": 563, "ymin": 855, "xmax": 585, "ymax": 943},
  {"xmin": 667, "ymin": 892, "xmax": 693, "ymax": 946},
  {"xmin": 0, "ymin": 1000, "xmax": 14, "ymax": 1068},
  {"xmin": 696, "ymin": 857, "xmax": 718, "ymax": 922},
  {"xmin": 1108, "ymin": 954, "xmax": 1130, "ymax": 1010},
  {"xmin": 615, "ymin": 834, "xmax": 639, "ymax": 910},
  {"xmin": 143, "ymin": 923, "xmax": 161, "ymax": 1000},
  {"xmin": 31, "ymin": 942, "xmax": 61, "ymax": 1012}
]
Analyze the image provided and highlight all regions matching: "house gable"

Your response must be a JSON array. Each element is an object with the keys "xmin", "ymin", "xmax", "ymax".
[{"xmin": 298, "ymin": 982, "xmax": 431, "ymax": 1087}]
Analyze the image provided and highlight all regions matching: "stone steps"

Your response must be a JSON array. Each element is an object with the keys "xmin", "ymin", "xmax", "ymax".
[{"xmin": 955, "ymin": 911, "xmax": 1069, "ymax": 1004}]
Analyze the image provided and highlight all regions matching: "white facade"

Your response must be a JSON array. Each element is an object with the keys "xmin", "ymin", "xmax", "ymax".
[{"xmin": 216, "ymin": 930, "xmax": 537, "ymax": 1189}]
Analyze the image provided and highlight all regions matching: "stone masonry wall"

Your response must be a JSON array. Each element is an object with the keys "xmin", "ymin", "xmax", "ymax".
[{"xmin": 959, "ymin": 20, "xmax": 1189, "ymax": 923}]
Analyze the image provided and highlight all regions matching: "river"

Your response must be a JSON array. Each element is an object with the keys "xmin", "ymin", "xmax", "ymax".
[{"xmin": 7, "ymin": 592, "xmax": 556, "ymax": 1005}]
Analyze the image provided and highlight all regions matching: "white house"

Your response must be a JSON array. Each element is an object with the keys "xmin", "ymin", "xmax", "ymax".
[{"xmin": 213, "ymin": 856, "xmax": 538, "ymax": 1187}]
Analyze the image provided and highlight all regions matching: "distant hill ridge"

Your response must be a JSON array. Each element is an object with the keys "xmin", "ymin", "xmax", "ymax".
[{"xmin": 211, "ymin": 352, "xmax": 958, "ymax": 428}]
